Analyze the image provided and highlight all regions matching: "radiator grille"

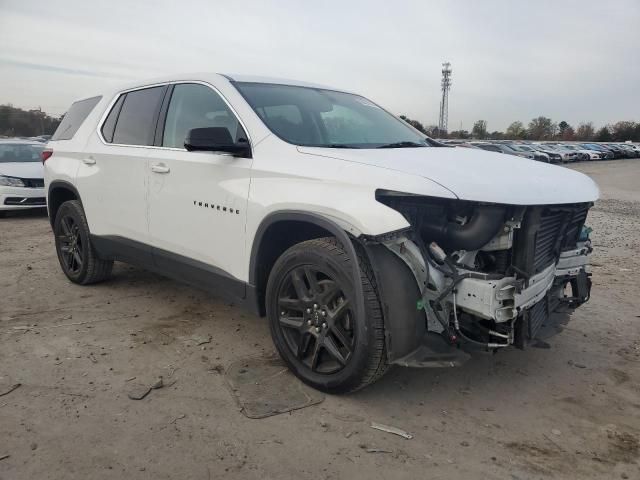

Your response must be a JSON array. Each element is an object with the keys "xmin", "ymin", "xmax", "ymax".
[
  {"xmin": 533, "ymin": 210, "xmax": 566, "ymax": 273},
  {"xmin": 514, "ymin": 203, "xmax": 591, "ymax": 276},
  {"xmin": 4, "ymin": 197, "xmax": 46, "ymax": 206},
  {"xmin": 561, "ymin": 204, "xmax": 589, "ymax": 249},
  {"xmin": 21, "ymin": 178, "xmax": 44, "ymax": 188}
]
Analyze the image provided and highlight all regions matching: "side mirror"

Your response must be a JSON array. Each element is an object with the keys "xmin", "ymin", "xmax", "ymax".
[{"xmin": 184, "ymin": 127, "xmax": 251, "ymax": 158}]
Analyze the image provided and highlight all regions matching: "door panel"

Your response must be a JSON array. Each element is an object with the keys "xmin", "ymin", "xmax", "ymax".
[
  {"xmin": 76, "ymin": 85, "xmax": 167, "ymax": 253},
  {"xmin": 147, "ymin": 83, "xmax": 252, "ymax": 282},
  {"xmin": 147, "ymin": 148, "xmax": 252, "ymax": 281},
  {"xmin": 77, "ymin": 139, "xmax": 151, "ymax": 249}
]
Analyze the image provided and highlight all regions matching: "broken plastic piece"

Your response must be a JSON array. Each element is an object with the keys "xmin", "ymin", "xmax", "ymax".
[{"xmin": 370, "ymin": 422, "xmax": 413, "ymax": 439}]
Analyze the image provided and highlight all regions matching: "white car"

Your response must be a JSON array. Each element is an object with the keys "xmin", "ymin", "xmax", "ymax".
[
  {"xmin": 0, "ymin": 139, "xmax": 46, "ymax": 215},
  {"xmin": 560, "ymin": 144, "xmax": 600, "ymax": 161},
  {"xmin": 44, "ymin": 74, "xmax": 599, "ymax": 393}
]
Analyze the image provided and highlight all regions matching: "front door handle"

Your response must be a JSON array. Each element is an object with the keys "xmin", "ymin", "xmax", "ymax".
[
  {"xmin": 82, "ymin": 157, "xmax": 96, "ymax": 165},
  {"xmin": 151, "ymin": 164, "xmax": 170, "ymax": 174}
]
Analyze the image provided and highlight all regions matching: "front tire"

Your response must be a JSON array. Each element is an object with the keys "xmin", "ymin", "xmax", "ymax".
[
  {"xmin": 266, "ymin": 237, "xmax": 388, "ymax": 394},
  {"xmin": 54, "ymin": 200, "xmax": 113, "ymax": 285}
]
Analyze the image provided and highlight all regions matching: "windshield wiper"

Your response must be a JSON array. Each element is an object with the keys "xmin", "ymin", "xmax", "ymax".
[
  {"xmin": 323, "ymin": 144, "xmax": 361, "ymax": 149},
  {"xmin": 376, "ymin": 141, "xmax": 426, "ymax": 149}
]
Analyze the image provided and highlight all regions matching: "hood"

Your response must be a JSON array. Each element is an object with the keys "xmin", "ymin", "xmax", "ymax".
[
  {"xmin": 0, "ymin": 161, "xmax": 44, "ymax": 179},
  {"xmin": 298, "ymin": 146, "xmax": 599, "ymax": 205}
]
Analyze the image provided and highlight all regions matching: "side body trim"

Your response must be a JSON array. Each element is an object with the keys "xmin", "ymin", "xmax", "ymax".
[{"xmin": 90, "ymin": 235, "xmax": 252, "ymax": 312}]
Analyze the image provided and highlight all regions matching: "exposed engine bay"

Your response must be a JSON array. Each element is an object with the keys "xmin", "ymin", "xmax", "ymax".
[{"xmin": 369, "ymin": 191, "xmax": 593, "ymax": 360}]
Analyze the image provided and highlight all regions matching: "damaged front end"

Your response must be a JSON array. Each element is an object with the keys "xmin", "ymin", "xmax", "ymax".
[{"xmin": 362, "ymin": 191, "xmax": 593, "ymax": 367}]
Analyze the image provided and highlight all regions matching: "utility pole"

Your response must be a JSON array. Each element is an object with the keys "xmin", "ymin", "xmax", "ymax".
[{"xmin": 438, "ymin": 62, "xmax": 452, "ymax": 138}]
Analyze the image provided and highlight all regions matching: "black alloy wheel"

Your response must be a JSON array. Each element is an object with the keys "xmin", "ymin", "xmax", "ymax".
[
  {"xmin": 57, "ymin": 214, "xmax": 84, "ymax": 275},
  {"xmin": 266, "ymin": 237, "xmax": 388, "ymax": 394},
  {"xmin": 54, "ymin": 200, "xmax": 113, "ymax": 284},
  {"xmin": 277, "ymin": 265, "xmax": 355, "ymax": 374}
]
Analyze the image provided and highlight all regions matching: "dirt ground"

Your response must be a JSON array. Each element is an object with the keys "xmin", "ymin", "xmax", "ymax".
[{"xmin": 1, "ymin": 160, "xmax": 639, "ymax": 480}]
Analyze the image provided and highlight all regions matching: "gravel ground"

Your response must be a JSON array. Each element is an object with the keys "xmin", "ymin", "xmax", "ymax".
[{"xmin": 1, "ymin": 160, "xmax": 639, "ymax": 480}]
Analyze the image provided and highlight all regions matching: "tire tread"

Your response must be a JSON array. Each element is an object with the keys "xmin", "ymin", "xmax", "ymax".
[
  {"xmin": 55, "ymin": 200, "xmax": 113, "ymax": 285},
  {"xmin": 284, "ymin": 237, "xmax": 388, "ymax": 393}
]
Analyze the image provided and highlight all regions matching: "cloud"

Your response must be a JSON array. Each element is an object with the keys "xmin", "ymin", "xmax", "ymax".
[{"xmin": 0, "ymin": 58, "xmax": 128, "ymax": 79}]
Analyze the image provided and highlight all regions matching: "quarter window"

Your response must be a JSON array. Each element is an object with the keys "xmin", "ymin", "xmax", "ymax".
[
  {"xmin": 51, "ymin": 96, "xmax": 102, "ymax": 141},
  {"xmin": 100, "ymin": 94, "xmax": 125, "ymax": 143},
  {"xmin": 111, "ymin": 86, "xmax": 165, "ymax": 146},
  {"xmin": 162, "ymin": 83, "xmax": 246, "ymax": 149}
]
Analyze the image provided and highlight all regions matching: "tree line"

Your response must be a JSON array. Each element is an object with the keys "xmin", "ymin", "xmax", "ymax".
[
  {"xmin": 0, "ymin": 104, "xmax": 61, "ymax": 137},
  {"xmin": 2, "ymin": 103, "xmax": 638, "ymax": 143},
  {"xmin": 400, "ymin": 115, "xmax": 640, "ymax": 142}
]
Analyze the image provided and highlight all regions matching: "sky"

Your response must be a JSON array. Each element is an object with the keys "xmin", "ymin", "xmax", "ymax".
[{"xmin": 0, "ymin": 0, "xmax": 638, "ymax": 131}]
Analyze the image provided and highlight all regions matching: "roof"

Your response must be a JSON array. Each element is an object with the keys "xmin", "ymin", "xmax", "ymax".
[
  {"xmin": 224, "ymin": 73, "xmax": 349, "ymax": 92},
  {"xmin": 0, "ymin": 138, "xmax": 44, "ymax": 145},
  {"xmin": 99, "ymin": 72, "xmax": 351, "ymax": 99}
]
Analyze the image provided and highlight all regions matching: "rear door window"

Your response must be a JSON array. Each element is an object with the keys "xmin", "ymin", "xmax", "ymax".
[
  {"xmin": 112, "ymin": 86, "xmax": 166, "ymax": 146},
  {"xmin": 51, "ymin": 96, "xmax": 102, "ymax": 141}
]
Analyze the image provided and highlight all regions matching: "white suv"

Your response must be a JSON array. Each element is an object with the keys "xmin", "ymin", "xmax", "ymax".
[{"xmin": 45, "ymin": 74, "xmax": 599, "ymax": 393}]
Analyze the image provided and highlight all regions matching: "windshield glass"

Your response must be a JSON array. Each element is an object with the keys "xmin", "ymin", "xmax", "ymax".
[
  {"xmin": 234, "ymin": 82, "xmax": 430, "ymax": 148},
  {"xmin": 0, "ymin": 143, "xmax": 44, "ymax": 163}
]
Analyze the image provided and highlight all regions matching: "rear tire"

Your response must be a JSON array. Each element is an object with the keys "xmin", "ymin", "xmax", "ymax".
[
  {"xmin": 54, "ymin": 200, "xmax": 113, "ymax": 285},
  {"xmin": 266, "ymin": 237, "xmax": 388, "ymax": 394}
]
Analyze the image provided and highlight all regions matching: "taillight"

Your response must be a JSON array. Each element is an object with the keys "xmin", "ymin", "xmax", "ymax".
[{"xmin": 41, "ymin": 149, "xmax": 53, "ymax": 163}]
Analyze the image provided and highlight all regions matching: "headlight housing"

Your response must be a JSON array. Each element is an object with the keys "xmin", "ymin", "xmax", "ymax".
[{"xmin": 0, "ymin": 175, "xmax": 26, "ymax": 187}]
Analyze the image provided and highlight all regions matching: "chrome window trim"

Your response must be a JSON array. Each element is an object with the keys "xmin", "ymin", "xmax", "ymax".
[{"xmin": 95, "ymin": 80, "xmax": 253, "ymax": 152}]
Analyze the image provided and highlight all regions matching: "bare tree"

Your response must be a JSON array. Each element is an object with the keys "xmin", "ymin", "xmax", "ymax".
[
  {"xmin": 575, "ymin": 122, "xmax": 595, "ymax": 141},
  {"xmin": 472, "ymin": 120, "xmax": 488, "ymax": 139},
  {"xmin": 399, "ymin": 115, "xmax": 427, "ymax": 134},
  {"xmin": 527, "ymin": 116, "xmax": 557, "ymax": 140},
  {"xmin": 505, "ymin": 121, "xmax": 526, "ymax": 139}
]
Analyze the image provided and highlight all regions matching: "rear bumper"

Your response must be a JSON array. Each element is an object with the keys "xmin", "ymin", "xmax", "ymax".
[{"xmin": 0, "ymin": 186, "xmax": 46, "ymax": 210}]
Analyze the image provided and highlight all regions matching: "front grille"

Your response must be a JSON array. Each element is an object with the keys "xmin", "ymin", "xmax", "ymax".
[
  {"xmin": 533, "ymin": 210, "xmax": 566, "ymax": 272},
  {"xmin": 513, "ymin": 203, "xmax": 591, "ymax": 277},
  {"xmin": 21, "ymin": 178, "xmax": 44, "ymax": 188},
  {"xmin": 561, "ymin": 204, "xmax": 589, "ymax": 249},
  {"xmin": 4, "ymin": 197, "xmax": 46, "ymax": 206}
]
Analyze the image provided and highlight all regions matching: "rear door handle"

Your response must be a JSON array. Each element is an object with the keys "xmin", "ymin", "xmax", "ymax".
[
  {"xmin": 151, "ymin": 164, "xmax": 170, "ymax": 174},
  {"xmin": 82, "ymin": 157, "xmax": 96, "ymax": 165}
]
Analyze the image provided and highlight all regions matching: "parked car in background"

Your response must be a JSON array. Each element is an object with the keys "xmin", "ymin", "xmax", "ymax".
[
  {"xmin": 472, "ymin": 142, "xmax": 535, "ymax": 160},
  {"xmin": 0, "ymin": 139, "xmax": 46, "ymax": 215},
  {"xmin": 527, "ymin": 144, "xmax": 563, "ymax": 163},
  {"xmin": 579, "ymin": 144, "xmax": 615, "ymax": 159},
  {"xmin": 28, "ymin": 135, "xmax": 51, "ymax": 143},
  {"xmin": 615, "ymin": 143, "xmax": 640, "ymax": 158},
  {"xmin": 555, "ymin": 144, "xmax": 591, "ymax": 161},
  {"xmin": 603, "ymin": 144, "xmax": 630, "ymax": 159},
  {"xmin": 537, "ymin": 144, "xmax": 578, "ymax": 163},
  {"xmin": 507, "ymin": 144, "xmax": 551, "ymax": 162},
  {"xmin": 452, "ymin": 142, "xmax": 482, "ymax": 149}
]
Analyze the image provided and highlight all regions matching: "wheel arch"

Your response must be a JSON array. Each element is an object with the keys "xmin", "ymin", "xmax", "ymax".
[
  {"xmin": 249, "ymin": 211, "xmax": 366, "ymax": 320},
  {"xmin": 48, "ymin": 181, "xmax": 81, "ymax": 228}
]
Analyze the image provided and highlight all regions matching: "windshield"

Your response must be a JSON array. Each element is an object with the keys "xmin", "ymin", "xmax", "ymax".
[
  {"xmin": 234, "ymin": 82, "xmax": 430, "ymax": 148},
  {"xmin": 0, "ymin": 143, "xmax": 44, "ymax": 163}
]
